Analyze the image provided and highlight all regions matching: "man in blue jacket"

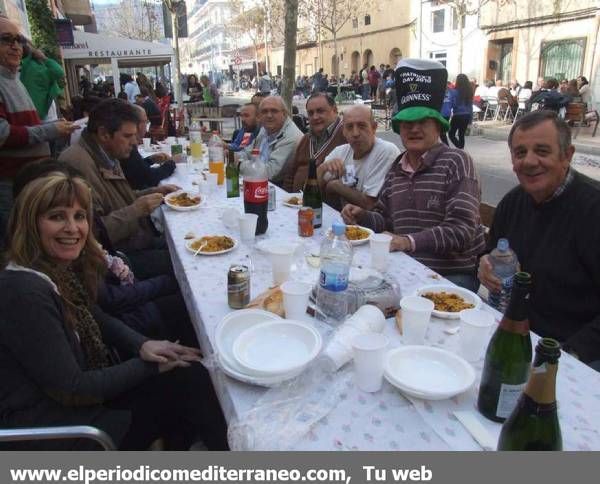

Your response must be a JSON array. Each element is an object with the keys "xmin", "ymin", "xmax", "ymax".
[{"xmin": 228, "ymin": 103, "xmax": 259, "ymax": 152}]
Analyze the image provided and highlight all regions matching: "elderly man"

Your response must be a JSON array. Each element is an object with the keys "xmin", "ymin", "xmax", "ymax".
[
  {"xmin": 59, "ymin": 98, "xmax": 178, "ymax": 278},
  {"xmin": 120, "ymin": 105, "xmax": 176, "ymax": 190},
  {"xmin": 342, "ymin": 59, "xmax": 485, "ymax": 290},
  {"xmin": 478, "ymin": 111, "xmax": 600, "ymax": 368},
  {"xmin": 317, "ymin": 104, "xmax": 399, "ymax": 210},
  {"xmin": 249, "ymin": 96, "xmax": 302, "ymax": 184},
  {"xmin": 0, "ymin": 16, "xmax": 77, "ymax": 241},
  {"xmin": 281, "ymin": 92, "xmax": 346, "ymax": 192},
  {"xmin": 228, "ymin": 103, "xmax": 259, "ymax": 152}
]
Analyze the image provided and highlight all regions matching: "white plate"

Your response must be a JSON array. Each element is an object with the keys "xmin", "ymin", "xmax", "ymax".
[
  {"xmin": 414, "ymin": 284, "xmax": 482, "ymax": 320},
  {"xmin": 164, "ymin": 191, "xmax": 202, "ymax": 211},
  {"xmin": 327, "ymin": 225, "xmax": 373, "ymax": 246},
  {"xmin": 185, "ymin": 236, "xmax": 238, "ymax": 256},
  {"xmin": 214, "ymin": 309, "xmax": 282, "ymax": 373},
  {"xmin": 384, "ymin": 346, "xmax": 475, "ymax": 400},
  {"xmin": 232, "ymin": 320, "xmax": 322, "ymax": 377},
  {"xmin": 282, "ymin": 193, "xmax": 303, "ymax": 208},
  {"xmin": 217, "ymin": 353, "xmax": 302, "ymax": 387}
]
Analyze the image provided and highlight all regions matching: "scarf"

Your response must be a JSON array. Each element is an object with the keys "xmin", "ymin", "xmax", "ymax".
[{"xmin": 53, "ymin": 266, "xmax": 111, "ymax": 370}]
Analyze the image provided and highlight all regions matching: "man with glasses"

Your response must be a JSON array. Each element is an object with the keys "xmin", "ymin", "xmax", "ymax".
[
  {"xmin": 0, "ymin": 16, "xmax": 78, "ymax": 242},
  {"xmin": 281, "ymin": 92, "xmax": 346, "ymax": 192},
  {"xmin": 248, "ymin": 96, "xmax": 302, "ymax": 184}
]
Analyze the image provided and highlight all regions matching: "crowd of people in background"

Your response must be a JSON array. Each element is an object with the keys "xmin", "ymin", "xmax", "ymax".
[{"xmin": 2, "ymin": 10, "xmax": 600, "ymax": 452}]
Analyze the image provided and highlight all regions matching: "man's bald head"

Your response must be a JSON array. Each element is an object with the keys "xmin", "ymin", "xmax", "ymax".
[
  {"xmin": 0, "ymin": 16, "xmax": 25, "ymax": 72},
  {"xmin": 343, "ymin": 104, "xmax": 375, "ymax": 124},
  {"xmin": 132, "ymin": 104, "xmax": 148, "ymax": 141}
]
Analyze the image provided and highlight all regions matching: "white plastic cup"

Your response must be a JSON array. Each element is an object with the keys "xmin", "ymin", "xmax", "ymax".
[
  {"xmin": 269, "ymin": 246, "xmax": 295, "ymax": 285},
  {"xmin": 370, "ymin": 233, "xmax": 392, "ymax": 272},
  {"xmin": 345, "ymin": 304, "xmax": 386, "ymax": 333},
  {"xmin": 238, "ymin": 213, "xmax": 258, "ymax": 244},
  {"xmin": 352, "ymin": 333, "xmax": 388, "ymax": 392},
  {"xmin": 206, "ymin": 172, "xmax": 219, "ymax": 194},
  {"xmin": 458, "ymin": 309, "xmax": 496, "ymax": 362},
  {"xmin": 142, "ymin": 137, "xmax": 151, "ymax": 149},
  {"xmin": 281, "ymin": 281, "xmax": 312, "ymax": 320},
  {"xmin": 400, "ymin": 295, "xmax": 435, "ymax": 345},
  {"xmin": 166, "ymin": 136, "xmax": 176, "ymax": 144},
  {"xmin": 221, "ymin": 208, "xmax": 241, "ymax": 229}
]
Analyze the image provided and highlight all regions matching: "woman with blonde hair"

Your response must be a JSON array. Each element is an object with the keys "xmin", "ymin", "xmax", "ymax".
[{"xmin": 0, "ymin": 174, "xmax": 228, "ymax": 450}]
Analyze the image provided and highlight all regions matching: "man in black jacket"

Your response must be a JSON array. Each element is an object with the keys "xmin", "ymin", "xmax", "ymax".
[
  {"xmin": 478, "ymin": 110, "xmax": 600, "ymax": 370},
  {"xmin": 121, "ymin": 105, "xmax": 176, "ymax": 190}
]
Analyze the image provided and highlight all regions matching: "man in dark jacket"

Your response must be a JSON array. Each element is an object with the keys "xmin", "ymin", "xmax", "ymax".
[
  {"xmin": 135, "ymin": 88, "xmax": 161, "ymax": 127},
  {"xmin": 478, "ymin": 111, "xmax": 600, "ymax": 370},
  {"xmin": 122, "ymin": 105, "xmax": 175, "ymax": 190}
]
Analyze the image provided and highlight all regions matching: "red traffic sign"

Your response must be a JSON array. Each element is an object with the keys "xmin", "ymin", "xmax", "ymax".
[{"xmin": 234, "ymin": 56, "xmax": 242, "ymax": 65}]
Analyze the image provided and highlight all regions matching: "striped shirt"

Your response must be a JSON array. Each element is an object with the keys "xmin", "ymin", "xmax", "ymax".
[
  {"xmin": 0, "ymin": 65, "xmax": 56, "ymax": 178},
  {"xmin": 362, "ymin": 142, "xmax": 486, "ymax": 275}
]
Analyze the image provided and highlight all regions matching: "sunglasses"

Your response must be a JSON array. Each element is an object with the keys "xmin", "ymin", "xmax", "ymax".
[{"xmin": 0, "ymin": 34, "xmax": 27, "ymax": 47}]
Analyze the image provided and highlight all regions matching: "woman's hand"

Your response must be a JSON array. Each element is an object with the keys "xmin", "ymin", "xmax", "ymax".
[{"xmin": 140, "ymin": 340, "xmax": 202, "ymax": 373}]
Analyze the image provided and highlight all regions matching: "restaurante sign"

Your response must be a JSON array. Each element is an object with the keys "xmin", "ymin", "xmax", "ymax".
[{"xmin": 63, "ymin": 41, "xmax": 153, "ymax": 57}]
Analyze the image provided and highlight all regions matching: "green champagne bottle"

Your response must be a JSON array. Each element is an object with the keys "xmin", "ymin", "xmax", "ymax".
[
  {"xmin": 226, "ymin": 150, "xmax": 240, "ymax": 198},
  {"xmin": 497, "ymin": 338, "xmax": 562, "ymax": 451},
  {"xmin": 303, "ymin": 158, "xmax": 323, "ymax": 228},
  {"xmin": 477, "ymin": 272, "xmax": 533, "ymax": 422}
]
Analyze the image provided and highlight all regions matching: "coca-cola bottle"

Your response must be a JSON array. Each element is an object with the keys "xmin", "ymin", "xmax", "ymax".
[{"xmin": 243, "ymin": 148, "xmax": 269, "ymax": 235}]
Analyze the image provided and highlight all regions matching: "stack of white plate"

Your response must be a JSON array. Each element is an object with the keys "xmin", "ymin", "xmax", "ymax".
[
  {"xmin": 384, "ymin": 346, "xmax": 476, "ymax": 400},
  {"xmin": 214, "ymin": 309, "xmax": 322, "ymax": 387}
]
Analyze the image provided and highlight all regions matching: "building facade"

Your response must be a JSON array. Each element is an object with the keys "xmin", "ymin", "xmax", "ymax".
[
  {"xmin": 0, "ymin": 0, "xmax": 30, "ymax": 35},
  {"xmin": 180, "ymin": 0, "xmax": 232, "ymax": 77},
  {"xmin": 419, "ymin": 0, "xmax": 486, "ymax": 82},
  {"xmin": 269, "ymin": 2, "xmax": 415, "ymax": 79},
  {"xmin": 479, "ymin": 0, "xmax": 600, "ymax": 92}
]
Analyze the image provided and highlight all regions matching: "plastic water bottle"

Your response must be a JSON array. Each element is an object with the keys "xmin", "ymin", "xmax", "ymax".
[
  {"xmin": 488, "ymin": 238, "xmax": 519, "ymax": 313},
  {"xmin": 316, "ymin": 221, "xmax": 354, "ymax": 325}
]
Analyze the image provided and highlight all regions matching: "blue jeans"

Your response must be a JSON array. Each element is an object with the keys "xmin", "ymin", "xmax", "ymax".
[
  {"xmin": 362, "ymin": 84, "xmax": 370, "ymax": 99},
  {"xmin": 0, "ymin": 179, "xmax": 13, "ymax": 248}
]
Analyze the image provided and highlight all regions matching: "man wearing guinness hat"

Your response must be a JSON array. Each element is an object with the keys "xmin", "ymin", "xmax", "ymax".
[{"xmin": 342, "ymin": 59, "xmax": 485, "ymax": 290}]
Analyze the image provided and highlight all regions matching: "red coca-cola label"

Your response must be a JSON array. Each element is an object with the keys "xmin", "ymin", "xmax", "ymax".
[{"xmin": 244, "ymin": 180, "xmax": 269, "ymax": 202}]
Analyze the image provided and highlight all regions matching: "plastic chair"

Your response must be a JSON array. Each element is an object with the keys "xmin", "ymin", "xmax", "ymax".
[
  {"xmin": 0, "ymin": 425, "xmax": 117, "ymax": 450},
  {"xmin": 483, "ymin": 96, "xmax": 499, "ymax": 121},
  {"xmin": 371, "ymin": 103, "xmax": 391, "ymax": 130}
]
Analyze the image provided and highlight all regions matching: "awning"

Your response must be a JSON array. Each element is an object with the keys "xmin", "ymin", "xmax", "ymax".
[{"xmin": 62, "ymin": 30, "xmax": 173, "ymax": 67}]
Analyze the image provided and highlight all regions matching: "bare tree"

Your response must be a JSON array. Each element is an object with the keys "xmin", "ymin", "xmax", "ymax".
[
  {"xmin": 445, "ymin": 0, "xmax": 511, "ymax": 72},
  {"xmin": 163, "ymin": 0, "xmax": 185, "ymax": 107},
  {"xmin": 101, "ymin": 0, "xmax": 162, "ymax": 41},
  {"xmin": 229, "ymin": 1, "xmax": 267, "ymax": 80},
  {"xmin": 281, "ymin": 0, "xmax": 299, "ymax": 111},
  {"xmin": 299, "ymin": 0, "xmax": 374, "ymax": 77}
]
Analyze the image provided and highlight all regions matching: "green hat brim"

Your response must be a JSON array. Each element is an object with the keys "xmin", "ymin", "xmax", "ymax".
[{"xmin": 392, "ymin": 107, "xmax": 450, "ymax": 133}]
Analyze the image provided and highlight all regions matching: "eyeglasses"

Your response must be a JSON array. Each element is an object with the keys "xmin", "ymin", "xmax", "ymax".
[{"xmin": 0, "ymin": 33, "xmax": 27, "ymax": 47}]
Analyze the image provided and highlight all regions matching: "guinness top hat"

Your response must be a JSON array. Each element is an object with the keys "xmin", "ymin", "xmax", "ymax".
[{"xmin": 392, "ymin": 58, "xmax": 450, "ymax": 132}]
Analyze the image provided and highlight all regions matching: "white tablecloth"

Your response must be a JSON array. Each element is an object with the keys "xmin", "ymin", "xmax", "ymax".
[{"xmin": 160, "ymin": 165, "xmax": 600, "ymax": 451}]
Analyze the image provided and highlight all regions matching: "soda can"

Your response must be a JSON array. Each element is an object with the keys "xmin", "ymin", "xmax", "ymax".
[
  {"xmin": 268, "ymin": 185, "xmax": 276, "ymax": 211},
  {"xmin": 228, "ymin": 264, "xmax": 250, "ymax": 309},
  {"xmin": 298, "ymin": 207, "xmax": 314, "ymax": 237}
]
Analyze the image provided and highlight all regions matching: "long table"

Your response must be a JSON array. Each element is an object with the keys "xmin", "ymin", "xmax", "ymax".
[{"xmin": 160, "ymin": 166, "xmax": 600, "ymax": 451}]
